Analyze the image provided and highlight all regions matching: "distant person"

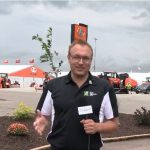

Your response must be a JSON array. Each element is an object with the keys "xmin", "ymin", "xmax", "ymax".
[
  {"xmin": 2, "ymin": 77, "xmax": 6, "ymax": 88},
  {"xmin": 13, "ymin": 81, "xmax": 20, "ymax": 88},
  {"xmin": 33, "ymin": 40, "xmax": 119, "ymax": 150},
  {"xmin": 98, "ymin": 73, "xmax": 103, "ymax": 78},
  {"xmin": 126, "ymin": 83, "xmax": 132, "ymax": 94},
  {"xmin": 14, "ymin": 81, "xmax": 20, "ymax": 85}
]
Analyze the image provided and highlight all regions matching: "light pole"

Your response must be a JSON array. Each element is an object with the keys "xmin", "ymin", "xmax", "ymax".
[{"xmin": 93, "ymin": 38, "xmax": 98, "ymax": 71}]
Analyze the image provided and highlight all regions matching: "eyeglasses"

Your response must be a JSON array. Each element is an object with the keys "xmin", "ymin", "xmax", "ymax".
[{"xmin": 69, "ymin": 55, "xmax": 92, "ymax": 64}]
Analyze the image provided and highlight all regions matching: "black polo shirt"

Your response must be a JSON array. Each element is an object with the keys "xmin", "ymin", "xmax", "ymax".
[{"xmin": 36, "ymin": 72, "xmax": 118, "ymax": 150}]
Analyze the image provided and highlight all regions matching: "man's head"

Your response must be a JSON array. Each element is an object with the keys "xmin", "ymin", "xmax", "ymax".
[{"xmin": 68, "ymin": 40, "xmax": 93, "ymax": 78}]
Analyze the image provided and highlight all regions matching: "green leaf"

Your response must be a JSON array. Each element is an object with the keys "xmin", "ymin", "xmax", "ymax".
[
  {"xmin": 32, "ymin": 36, "xmax": 36, "ymax": 40},
  {"xmin": 38, "ymin": 37, "xmax": 42, "ymax": 42}
]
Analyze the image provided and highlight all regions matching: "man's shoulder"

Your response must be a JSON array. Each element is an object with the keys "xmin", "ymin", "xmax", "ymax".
[
  {"xmin": 48, "ymin": 75, "xmax": 67, "ymax": 85},
  {"xmin": 91, "ymin": 75, "xmax": 110, "ymax": 85},
  {"xmin": 55, "ymin": 75, "xmax": 67, "ymax": 81}
]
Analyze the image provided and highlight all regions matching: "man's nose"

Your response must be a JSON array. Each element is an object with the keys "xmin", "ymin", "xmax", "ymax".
[{"xmin": 78, "ymin": 58, "xmax": 84, "ymax": 64}]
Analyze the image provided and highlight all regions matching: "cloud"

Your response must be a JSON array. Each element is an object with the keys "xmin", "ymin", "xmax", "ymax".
[
  {"xmin": 0, "ymin": 1, "xmax": 150, "ymax": 73},
  {"xmin": 0, "ymin": 2, "xmax": 13, "ymax": 15}
]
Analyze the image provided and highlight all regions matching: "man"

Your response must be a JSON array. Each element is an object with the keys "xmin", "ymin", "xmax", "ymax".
[{"xmin": 33, "ymin": 40, "xmax": 119, "ymax": 150}]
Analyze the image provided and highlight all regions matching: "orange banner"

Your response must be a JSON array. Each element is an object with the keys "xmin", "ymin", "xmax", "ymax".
[{"xmin": 71, "ymin": 23, "xmax": 88, "ymax": 43}]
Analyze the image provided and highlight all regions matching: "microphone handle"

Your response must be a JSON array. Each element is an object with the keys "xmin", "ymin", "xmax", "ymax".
[
  {"xmin": 86, "ymin": 115, "xmax": 88, "ymax": 119},
  {"xmin": 85, "ymin": 115, "xmax": 90, "ymax": 150}
]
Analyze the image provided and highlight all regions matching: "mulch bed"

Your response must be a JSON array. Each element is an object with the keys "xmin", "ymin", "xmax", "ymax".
[{"xmin": 0, "ymin": 113, "xmax": 150, "ymax": 150}]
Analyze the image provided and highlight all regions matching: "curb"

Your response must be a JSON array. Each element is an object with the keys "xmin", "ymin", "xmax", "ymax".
[
  {"xmin": 103, "ymin": 133, "xmax": 150, "ymax": 142},
  {"xmin": 30, "ymin": 133, "xmax": 150, "ymax": 150},
  {"xmin": 30, "ymin": 145, "xmax": 50, "ymax": 150}
]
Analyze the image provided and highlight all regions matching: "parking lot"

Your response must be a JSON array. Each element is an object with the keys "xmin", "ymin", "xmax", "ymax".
[
  {"xmin": 0, "ymin": 87, "xmax": 150, "ymax": 116},
  {"xmin": 0, "ymin": 87, "xmax": 42, "ymax": 116}
]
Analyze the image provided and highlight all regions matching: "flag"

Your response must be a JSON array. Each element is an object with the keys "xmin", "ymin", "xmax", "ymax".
[
  {"xmin": 3, "ymin": 59, "xmax": 8, "ymax": 64},
  {"xmin": 29, "ymin": 58, "xmax": 35, "ymax": 63},
  {"xmin": 15, "ymin": 59, "xmax": 20, "ymax": 63},
  {"xmin": 71, "ymin": 23, "xmax": 88, "ymax": 43}
]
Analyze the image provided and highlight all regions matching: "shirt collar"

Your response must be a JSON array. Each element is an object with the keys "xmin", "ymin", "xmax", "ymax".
[
  {"xmin": 65, "ymin": 71, "xmax": 72, "ymax": 84},
  {"xmin": 65, "ymin": 71, "xmax": 96, "ymax": 85}
]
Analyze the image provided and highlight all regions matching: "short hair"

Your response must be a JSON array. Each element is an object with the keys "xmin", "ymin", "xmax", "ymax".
[{"xmin": 68, "ymin": 40, "xmax": 93, "ymax": 56}]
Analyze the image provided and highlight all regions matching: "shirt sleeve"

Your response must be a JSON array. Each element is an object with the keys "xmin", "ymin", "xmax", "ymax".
[
  {"xmin": 99, "ymin": 87, "xmax": 118, "ymax": 121},
  {"xmin": 36, "ymin": 87, "xmax": 53, "ymax": 116},
  {"xmin": 40, "ymin": 90, "xmax": 52, "ymax": 116}
]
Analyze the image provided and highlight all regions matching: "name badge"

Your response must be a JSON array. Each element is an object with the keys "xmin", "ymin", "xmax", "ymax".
[{"xmin": 78, "ymin": 105, "xmax": 93, "ymax": 115}]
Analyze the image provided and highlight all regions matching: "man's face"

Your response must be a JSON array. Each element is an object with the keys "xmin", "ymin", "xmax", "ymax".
[{"xmin": 68, "ymin": 44, "xmax": 93, "ymax": 77}]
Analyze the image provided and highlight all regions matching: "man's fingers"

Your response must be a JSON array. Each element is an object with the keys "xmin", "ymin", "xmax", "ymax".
[
  {"xmin": 33, "ymin": 113, "xmax": 48, "ymax": 136},
  {"xmin": 80, "ymin": 119, "xmax": 97, "ymax": 134},
  {"xmin": 34, "ymin": 122, "xmax": 44, "ymax": 136},
  {"xmin": 33, "ymin": 120, "xmax": 37, "ymax": 127}
]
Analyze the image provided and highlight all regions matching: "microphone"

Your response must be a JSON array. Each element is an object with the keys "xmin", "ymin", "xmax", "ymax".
[
  {"xmin": 77, "ymin": 97, "xmax": 93, "ymax": 150},
  {"xmin": 77, "ymin": 97, "xmax": 93, "ymax": 119}
]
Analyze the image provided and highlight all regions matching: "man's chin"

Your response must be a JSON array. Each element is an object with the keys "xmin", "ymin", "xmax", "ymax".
[{"xmin": 75, "ymin": 71, "xmax": 87, "ymax": 77}]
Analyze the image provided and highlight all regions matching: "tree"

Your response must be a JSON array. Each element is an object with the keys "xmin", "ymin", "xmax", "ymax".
[{"xmin": 32, "ymin": 27, "xmax": 63, "ymax": 77}]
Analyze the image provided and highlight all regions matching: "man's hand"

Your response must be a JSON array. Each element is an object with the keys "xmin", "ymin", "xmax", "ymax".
[
  {"xmin": 33, "ymin": 110, "xmax": 48, "ymax": 136},
  {"xmin": 80, "ymin": 119, "xmax": 98, "ymax": 134},
  {"xmin": 81, "ymin": 118, "xmax": 119, "ymax": 134}
]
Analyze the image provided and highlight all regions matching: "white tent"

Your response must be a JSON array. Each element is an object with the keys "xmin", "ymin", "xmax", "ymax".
[{"xmin": 0, "ymin": 65, "xmax": 45, "ymax": 87}]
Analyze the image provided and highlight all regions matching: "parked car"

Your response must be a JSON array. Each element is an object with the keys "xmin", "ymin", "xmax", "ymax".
[{"xmin": 135, "ymin": 82, "xmax": 150, "ymax": 94}]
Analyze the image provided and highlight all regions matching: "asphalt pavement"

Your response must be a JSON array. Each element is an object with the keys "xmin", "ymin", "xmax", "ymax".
[
  {"xmin": 1, "ymin": 87, "xmax": 150, "ymax": 116},
  {"xmin": 0, "ymin": 87, "xmax": 150, "ymax": 150},
  {"xmin": 101, "ymin": 138, "xmax": 150, "ymax": 150},
  {"xmin": 0, "ymin": 87, "xmax": 42, "ymax": 116}
]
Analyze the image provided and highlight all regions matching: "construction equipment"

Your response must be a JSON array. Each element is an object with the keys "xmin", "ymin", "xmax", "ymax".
[{"xmin": 98, "ymin": 72, "xmax": 137, "ymax": 94}]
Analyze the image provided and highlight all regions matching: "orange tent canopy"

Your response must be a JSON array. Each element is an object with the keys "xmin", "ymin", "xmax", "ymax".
[{"xmin": 8, "ymin": 66, "xmax": 45, "ymax": 78}]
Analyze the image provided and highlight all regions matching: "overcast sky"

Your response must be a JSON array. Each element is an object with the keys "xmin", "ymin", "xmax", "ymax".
[{"xmin": 0, "ymin": 0, "xmax": 150, "ymax": 73}]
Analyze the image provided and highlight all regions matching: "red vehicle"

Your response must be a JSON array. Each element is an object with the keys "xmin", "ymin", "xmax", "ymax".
[
  {"xmin": 99, "ymin": 72, "xmax": 120, "ymax": 89},
  {"xmin": 0, "ymin": 73, "xmax": 11, "ymax": 88},
  {"xmin": 98, "ymin": 72, "xmax": 137, "ymax": 94}
]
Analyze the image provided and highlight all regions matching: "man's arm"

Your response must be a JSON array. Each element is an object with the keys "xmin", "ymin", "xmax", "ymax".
[
  {"xmin": 33, "ymin": 110, "xmax": 49, "ymax": 135},
  {"xmin": 80, "ymin": 117, "xmax": 119, "ymax": 135},
  {"xmin": 33, "ymin": 82, "xmax": 52, "ymax": 135}
]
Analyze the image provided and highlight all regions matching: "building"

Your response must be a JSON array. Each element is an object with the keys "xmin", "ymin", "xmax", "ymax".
[{"xmin": 0, "ymin": 65, "xmax": 45, "ymax": 87}]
